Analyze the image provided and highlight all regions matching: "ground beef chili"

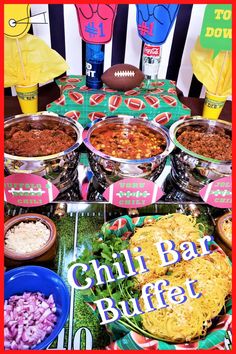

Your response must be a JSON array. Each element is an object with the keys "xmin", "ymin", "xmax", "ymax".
[
  {"xmin": 177, "ymin": 127, "xmax": 232, "ymax": 160},
  {"xmin": 5, "ymin": 129, "xmax": 76, "ymax": 157},
  {"xmin": 90, "ymin": 123, "xmax": 166, "ymax": 159}
]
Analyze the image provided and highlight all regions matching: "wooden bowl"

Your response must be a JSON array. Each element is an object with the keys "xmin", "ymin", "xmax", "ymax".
[
  {"xmin": 4, "ymin": 213, "xmax": 57, "ymax": 263},
  {"xmin": 216, "ymin": 212, "xmax": 232, "ymax": 250}
]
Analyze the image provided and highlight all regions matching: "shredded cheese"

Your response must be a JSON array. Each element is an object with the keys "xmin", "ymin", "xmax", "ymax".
[{"xmin": 5, "ymin": 221, "xmax": 50, "ymax": 254}]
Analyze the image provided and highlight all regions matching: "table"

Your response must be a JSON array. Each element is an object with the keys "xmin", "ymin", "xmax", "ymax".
[{"xmin": 4, "ymin": 81, "xmax": 232, "ymax": 122}]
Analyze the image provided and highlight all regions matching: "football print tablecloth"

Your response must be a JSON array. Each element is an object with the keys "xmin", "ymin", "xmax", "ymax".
[{"xmin": 46, "ymin": 75, "xmax": 191, "ymax": 128}]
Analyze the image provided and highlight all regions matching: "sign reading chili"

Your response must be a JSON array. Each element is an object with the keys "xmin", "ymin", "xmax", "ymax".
[
  {"xmin": 4, "ymin": 174, "xmax": 59, "ymax": 207},
  {"xmin": 103, "ymin": 177, "xmax": 164, "ymax": 208},
  {"xmin": 199, "ymin": 176, "xmax": 232, "ymax": 208}
]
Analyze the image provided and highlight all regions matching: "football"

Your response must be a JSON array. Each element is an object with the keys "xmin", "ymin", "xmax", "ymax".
[
  {"xmin": 109, "ymin": 95, "xmax": 122, "ymax": 112},
  {"xmin": 68, "ymin": 91, "xmax": 84, "ymax": 105},
  {"xmin": 101, "ymin": 64, "xmax": 144, "ymax": 91}
]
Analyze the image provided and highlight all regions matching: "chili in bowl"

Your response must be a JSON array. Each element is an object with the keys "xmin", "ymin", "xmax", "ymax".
[
  {"xmin": 169, "ymin": 117, "xmax": 232, "ymax": 196},
  {"xmin": 83, "ymin": 116, "xmax": 172, "ymax": 189},
  {"xmin": 4, "ymin": 113, "xmax": 83, "ymax": 192},
  {"xmin": 89, "ymin": 122, "xmax": 166, "ymax": 160}
]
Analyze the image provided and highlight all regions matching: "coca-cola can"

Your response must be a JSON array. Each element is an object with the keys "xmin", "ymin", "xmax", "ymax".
[{"xmin": 142, "ymin": 44, "xmax": 161, "ymax": 80}]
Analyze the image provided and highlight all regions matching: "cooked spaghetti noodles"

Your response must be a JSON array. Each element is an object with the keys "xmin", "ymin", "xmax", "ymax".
[
  {"xmin": 129, "ymin": 214, "xmax": 231, "ymax": 342},
  {"xmin": 130, "ymin": 213, "xmax": 204, "ymax": 285}
]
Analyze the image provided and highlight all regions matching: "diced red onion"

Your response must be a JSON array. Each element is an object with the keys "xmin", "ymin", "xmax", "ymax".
[{"xmin": 4, "ymin": 292, "xmax": 57, "ymax": 350}]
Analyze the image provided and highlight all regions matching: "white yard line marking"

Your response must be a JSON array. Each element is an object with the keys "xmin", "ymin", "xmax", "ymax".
[{"xmin": 67, "ymin": 211, "xmax": 79, "ymax": 350}]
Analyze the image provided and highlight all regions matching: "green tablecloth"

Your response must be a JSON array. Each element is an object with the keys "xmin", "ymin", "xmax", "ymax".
[{"xmin": 46, "ymin": 75, "xmax": 191, "ymax": 128}]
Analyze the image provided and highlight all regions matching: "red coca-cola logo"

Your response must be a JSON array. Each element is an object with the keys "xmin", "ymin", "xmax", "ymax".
[{"xmin": 144, "ymin": 45, "xmax": 160, "ymax": 57}]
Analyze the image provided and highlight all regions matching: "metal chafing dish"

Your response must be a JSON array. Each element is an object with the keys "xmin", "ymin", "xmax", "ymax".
[
  {"xmin": 83, "ymin": 116, "xmax": 173, "ymax": 190},
  {"xmin": 4, "ymin": 113, "xmax": 83, "ymax": 192},
  {"xmin": 169, "ymin": 117, "xmax": 232, "ymax": 196}
]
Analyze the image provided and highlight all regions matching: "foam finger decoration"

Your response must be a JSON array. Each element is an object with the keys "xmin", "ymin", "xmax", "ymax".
[
  {"xmin": 136, "ymin": 4, "xmax": 179, "ymax": 82},
  {"xmin": 75, "ymin": 5, "xmax": 117, "ymax": 89},
  {"xmin": 136, "ymin": 4, "xmax": 179, "ymax": 45},
  {"xmin": 75, "ymin": 4, "xmax": 117, "ymax": 44}
]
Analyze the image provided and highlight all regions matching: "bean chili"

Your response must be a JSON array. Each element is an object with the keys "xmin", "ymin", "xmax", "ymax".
[{"xmin": 90, "ymin": 123, "xmax": 166, "ymax": 160}]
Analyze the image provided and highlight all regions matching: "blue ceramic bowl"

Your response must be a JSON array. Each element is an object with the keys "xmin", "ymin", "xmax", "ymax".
[{"xmin": 4, "ymin": 266, "xmax": 70, "ymax": 350}]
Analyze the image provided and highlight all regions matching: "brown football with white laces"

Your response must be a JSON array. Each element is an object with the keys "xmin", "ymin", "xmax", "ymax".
[{"xmin": 101, "ymin": 64, "xmax": 144, "ymax": 91}]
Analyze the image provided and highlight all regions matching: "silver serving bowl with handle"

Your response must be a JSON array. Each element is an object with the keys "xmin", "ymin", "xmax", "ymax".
[
  {"xmin": 83, "ymin": 115, "xmax": 173, "ymax": 190},
  {"xmin": 4, "ymin": 113, "xmax": 83, "ymax": 192},
  {"xmin": 169, "ymin": 117, "xmax": 232, "ymax": 196}
]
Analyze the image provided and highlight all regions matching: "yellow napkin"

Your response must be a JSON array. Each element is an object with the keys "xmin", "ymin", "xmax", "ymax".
[
  {"xmin": 4, "ymin": 33, "xmax": 69, "ymax": 87},
  {"xmin": 191, "ymin": 37, "xmax": 231, "ymax": 97}
]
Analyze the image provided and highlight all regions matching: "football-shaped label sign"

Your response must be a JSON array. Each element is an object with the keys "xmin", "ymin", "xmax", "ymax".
[
  {"xmin": 4, "ymin": 174, "xmax": 59, "ymax": 207},
  {"xmin": 199, "ymin": 176, "xmax": 232, "ymax": 208},
  {"xmin": 103, "ymin": 177, "xmax": 164, "ymax": 208},
  {"xmin": 101, "ymin": 64, "xmax": 144, "ymax": 91}
]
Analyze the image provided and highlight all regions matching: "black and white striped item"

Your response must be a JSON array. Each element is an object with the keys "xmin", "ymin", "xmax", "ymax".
[{"xmin": 5, "ymin": 4, "xmax": 207, "ymax": 98}]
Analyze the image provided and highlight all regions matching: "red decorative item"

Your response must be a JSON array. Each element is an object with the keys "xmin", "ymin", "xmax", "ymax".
[
  {"xmin": 154, "ymin": 112, "xmax": 172, "ymax": 125},
  {"xmin": 54, "ymin": 95, "xmax": 65, "ymax": 106},
  {"xmin": 67, "ymin": 77, "xmax": 82, "ymax": 83},
  {"xmin": 80, "ymin": 85, "xmax": 91, "ymax": 91},
  {"xmin": 108, "ymin": 95, "xmax": 122, "ymax": 112},
  {"xmin": 88, "ymin": 112, "xmax": 107, "ymax": 121},
  {"xmin": 109, "ymin": 218, "xmax": 127, "ymax": 231},
  {"xmin": 61, "ymin": 84, "xmax": 77, "ymax": 92},
  {"xmin": 64, "ymin": 111, "xmax": 81, "ymax": 120},
  {"xmin": 150, "ymin": 88, "xmax": 164, "ymax": 94},
  {"xmin": 102, "ymin": 87, "xmax": 118, "ymax": 93},
  {"xmin": 58, "ymin": 76, "xmax": 68, "ymax": 82},
  {"xmin": 124, "ymin": 98, "xmax": 145, "ymax": 111},
  {"xmin": 160, "ymin": 94, "xmax": 177, "ymax": 107},
  {"xmin": 151, "ymin": 81, "xmax": 165, "ymax": 87},
  {"xmin": 144, "ymin": 95, "xmax": 160, "ymax": 108},
  {"xmin": 168, "ymin": 87, "xmax": 177, "ymax": 95},
  {"xmin": 68, "ymin": 91, "xmax": 84, "ymax": 105},
  {"xmin": 124, "ymin": 89, "xmax": 140, "ymax": 96},
  {"xmin": 89, "ymin": 93, "xmax": 106, "ymax": 106},
  {"xmin": 179, "ymin": 114, "xmax": 191, "ymax": 120},
  {"xmin": 58, "ymin": 76, "xmax": 82, "ymax": 83},
  {"xmin": 138, "ymin": 113, "xmax": 148, "ymax": 120}
]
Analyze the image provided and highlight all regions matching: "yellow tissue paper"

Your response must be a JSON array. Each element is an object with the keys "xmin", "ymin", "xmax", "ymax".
[
  {"xmin": 190, "ymin": 37, "xmax": 231, "ymax": 97},
  {"xmin": 4, "ymin": 33, "xmax": 69, "ymax": 87}
]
